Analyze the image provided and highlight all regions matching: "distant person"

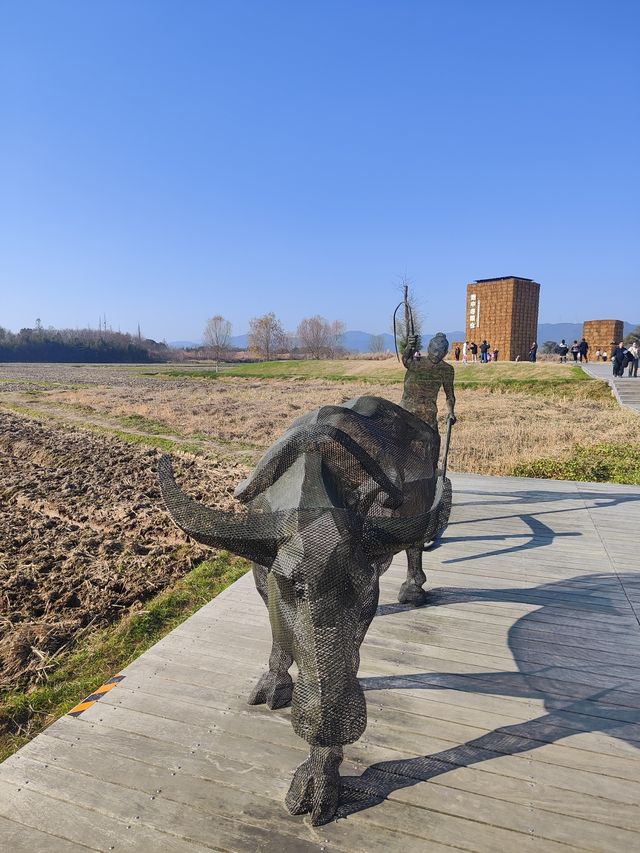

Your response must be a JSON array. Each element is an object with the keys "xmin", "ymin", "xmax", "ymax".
[
  {"xmin": 529, "ymin": 341, "xmax": 538, "ymax": 363},
  {"xmin": 578, "ymin": 338, "xmax": 589, "ymax": 363},
  {"xmin": 595, "ymin": 349, "xmax": 601, "ymax": 362},
  {"xmin": 462, "ymin": 341, "xmax": 469, "ymax": 364},
  {"xmin": 492, "ymin": 348, "xmax": 498, "ymax": 362},
  {"xmin": 470, "ymin": 341, "xmax": 478, "ymax": 363},
  {"xmin": 454, "ymin": 345, "xmax": 461, "ymax": 362},
  {"xmin": 612, "ymin": 342, "xmax": 627, "ymax": 377},
  {"xmin": 602, "ymin": 351, "xmax": 608, "ymax": 362},
  {"xmin": 557, "ymin": 340, "xmax": 569, "ymax": 363},
  {"xmin": 480, "ymin": 339, "xmax": 490, "ymax": 363},
  {"xmin": 628, "ymin": 342, "xmax": 639, "ymax": 377},
  {"xmin": 570, "ymin": 340, "xmax": 580, "ymax": 362}
]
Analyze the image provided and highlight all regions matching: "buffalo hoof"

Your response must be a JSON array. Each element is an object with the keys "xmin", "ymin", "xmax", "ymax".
[
  {"xmin": 285, "ymin": 746, "xmax": 343, "ymax": 825},
  {"xmin": 247, "ymin": 670, "xmax": 293, "ymax": 709},
  {"xmin": 397, "ymin": 580, "xmax": 428, "ymax": 607}
]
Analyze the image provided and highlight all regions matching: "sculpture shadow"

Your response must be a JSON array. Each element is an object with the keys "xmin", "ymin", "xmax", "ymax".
[
  {"xmin": 339, "ymin": 572, "xmax": 640, "ymax": 819},
  {"xmin": 437, "ymin": 485, "xmax": 640, "ymax": 563}
]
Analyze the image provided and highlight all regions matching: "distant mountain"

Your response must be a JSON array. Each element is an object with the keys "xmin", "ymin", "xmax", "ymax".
[
  {"xmin": 342, "ymin": 330, "xmax": 392, "ymax": 352},
  {"xmin": 230, "ymin": 334, "xmax": 248, "ymax": 348},
  {"xmin": 168, "ymin": 340, "xmax": 201, "ymax": 348}
]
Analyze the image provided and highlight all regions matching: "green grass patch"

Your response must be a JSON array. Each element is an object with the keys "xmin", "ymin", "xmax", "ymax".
[
  {"xmin": 223, "ymin": 361, "xmax": 406, "ymax": 382},
  {"xmin": 94, "ymin": 426, "xmax": 202, "ymax": 456},
  {"xmin": 513, "ymin": 443, "xmax": 640, "ymax": 485},
  {"xmin": 0, "ymin": 403, "xmax": 204, "ymax": 456},
  {"xmin": 135, "ymin": 368, "xmax": 223, "ymax": 380},
  {"xmin": 141, "ymin": 359, "xmax": 611, "ymax": 399},
  {"xmin": 217, "ymin": 360, "xmax": 608, "ymax": 398},
  {"xmin": 0, "ymin": 552, "xmax": 250, "ymax": 762},
  {"xmin": 117, "ymin": 413, "xmax": 173, "ymax": 435}
]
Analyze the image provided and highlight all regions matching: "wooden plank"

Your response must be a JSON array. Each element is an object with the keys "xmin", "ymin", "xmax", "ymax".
[
  {"xmin": 43, "ymin": 716, "xmax": 640, "ymax": 834},
  {"xmin": 0, "ymin": 813, "xmax": 97, "ymax": 853},
  {"xmin": 0, "ymin": 779, "xmax": 211, "ymax": 852}
]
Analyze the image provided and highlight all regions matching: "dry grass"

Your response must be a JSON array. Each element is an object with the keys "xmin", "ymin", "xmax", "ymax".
[
  {"xmin": 4, "ymin": 363, "xmax": 639, "ymax": 479},
  {"xmin": 446, "ymin": 387, "xmax": 640, "ymax": 475}
]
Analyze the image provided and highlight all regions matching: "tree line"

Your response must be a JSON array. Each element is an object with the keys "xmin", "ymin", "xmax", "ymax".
[{"xmin": 0, "ymin": 324, "xmax": 169, "ymax": 363}]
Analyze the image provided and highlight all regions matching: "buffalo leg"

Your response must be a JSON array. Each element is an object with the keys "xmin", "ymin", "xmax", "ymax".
[
  {"xmin": 286, "ymin": 573, "xmax": 379, "ymax": 825},
  {"xmin": 398, "ymin": 546, "xmax": 428, "ymax": 606},
  {"xmin": 285, "ymin": 744, "xmax": 343, "ymax": 826},
  {"xmin": 248, "ymin": 564, "xmax": 294, "ymax": 709}
]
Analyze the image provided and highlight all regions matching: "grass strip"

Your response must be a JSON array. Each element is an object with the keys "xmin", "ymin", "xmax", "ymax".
[
  {"xmin": 512, "ymin": 443, "xmax": 640, "ymax": 485},
  {"xmin": 0, "ymin": 403, "xmax": 204, "ymax": 456},
  {"xmin": 0, "ymin": 552, "xmax": 250, "ymax": 762}
]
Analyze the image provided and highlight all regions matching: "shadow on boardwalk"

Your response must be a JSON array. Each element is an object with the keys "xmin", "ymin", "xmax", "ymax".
[
  {"xmin": 339, "ymin": 573, "xmax": 640, "ymax": 818},
  {"xmin": 438, "ymin": 487, "xmax": 640, "ymax": 564}
]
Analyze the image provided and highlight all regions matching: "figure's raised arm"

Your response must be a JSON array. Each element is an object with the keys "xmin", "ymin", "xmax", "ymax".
[{"xmin": 402, "ymin": 334, "xmax": 418, "ymax": 368}]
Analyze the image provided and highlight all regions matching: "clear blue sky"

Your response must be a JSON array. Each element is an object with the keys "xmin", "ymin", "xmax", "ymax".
[{"xmin": 2, "ymin": 1, "xmax": 638, "ymax": 341}]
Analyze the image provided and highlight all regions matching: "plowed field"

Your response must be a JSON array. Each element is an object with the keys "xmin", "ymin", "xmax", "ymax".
[{"xmin": 0, "ymin": 409, "xmax": 244, "ymax": 688}]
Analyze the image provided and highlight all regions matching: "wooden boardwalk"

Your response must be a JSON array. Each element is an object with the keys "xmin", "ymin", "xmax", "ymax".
[{"xmin": 1, "ymin": 472, "xmax": 640, "ymax": 852}]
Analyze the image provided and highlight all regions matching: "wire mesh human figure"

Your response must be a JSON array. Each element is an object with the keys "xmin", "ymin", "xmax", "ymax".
[{"xmin": 399, "ymin": 332, "xmax": 456, "ymax": 605}]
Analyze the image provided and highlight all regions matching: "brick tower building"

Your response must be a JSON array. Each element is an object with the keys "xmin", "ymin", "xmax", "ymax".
[
  {"xmin": 582, "ymin": 320, "xmax": 623, "ymax": 357},
  {"xmin": 466, "ymin": 277, "xmax": 540, "ymax": 362}
]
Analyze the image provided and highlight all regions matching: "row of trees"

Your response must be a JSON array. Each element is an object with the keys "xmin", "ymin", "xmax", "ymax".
[
  {"xmin": 0, "ymin": 325, "xmax": 169, "ymax": 363},
  {"xmin": 202, "ymin": 313, "xmax": 348, "ymax": 361}
]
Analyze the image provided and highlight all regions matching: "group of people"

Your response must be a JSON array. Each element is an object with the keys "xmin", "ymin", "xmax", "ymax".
[
  {"xmin": 556, "ymin": 339, "xmax": 590, "ymax": 363},
  {"xmin": 557, "ymin": 336, "xmax": 639, "ymax": 377},
  {"xmin": 611, "ymin": 341, "xmax": 639, "ymax": 377},
  {"xmin": 448, "ymin": 335, "xmax": 639, "ymax": 373},
  {"xmin": 454, "ymin": 340, "xmax": 499, "ymax": 364}
]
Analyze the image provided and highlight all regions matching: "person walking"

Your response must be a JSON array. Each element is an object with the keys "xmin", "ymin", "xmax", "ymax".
[
  {"xmin": 454, "ymin": 345, "xmax": 461, "ymax": 362},
  {"xmin": 578, "ymin": 338, "xmax": 589, "ymax": 363},
  {"xmin": 558, "ymin": 340, "xmax": 569, "ymax": 363},
  {"xmin": 570, "ymin": 341, "xmax": 580, "ymax": 362},
  {"xmin": 628, "ymin": 341, "xmax": 639, "ymax": 377},
  {"xmin": 595, "ymin": 349, "xmax": 601, "ymax": 362},
  {"xmin": 612, "ymin": 342, "xmax": 627, "ymax": 377},
  {"xmin": 462, "ymin": 340, "xmax": 468, "ymax": 364},
  {"xmin": 470, "ymin": 341, "xmax": 478, "ymax": 363},
  {"xmin": 529, "ymin": 341, "xmax": 538, "ymax": 363}
]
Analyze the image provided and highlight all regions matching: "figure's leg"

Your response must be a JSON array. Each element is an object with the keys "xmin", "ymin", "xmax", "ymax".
[
  {"xmin": 248, "ymin": 563, "xmax": 294, "ymax": 709},
  {"xmin": 398, "ymin": 546, "xmax": 428, "ymax": 606}
]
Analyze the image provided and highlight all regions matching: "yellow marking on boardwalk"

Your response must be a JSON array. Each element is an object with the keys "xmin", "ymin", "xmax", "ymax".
[{"xmin": 68, "ymin": 675, "xmax": 125, "ymax": 717}]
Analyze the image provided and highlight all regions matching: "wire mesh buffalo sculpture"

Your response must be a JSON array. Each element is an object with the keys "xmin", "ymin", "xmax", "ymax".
[{"xmin": 159, "ymin": 395, "xmax": 451, "ymax": 824}]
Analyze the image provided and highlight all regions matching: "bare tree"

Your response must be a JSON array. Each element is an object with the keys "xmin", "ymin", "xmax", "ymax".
[
  {"xmin": 248, "ymin": 312, "xmax": 287, "ymax": 361},
  {"xmin": 329, "ymin": 319, "xmax": 346, "ymax": 356},
  {"xmin": 392, "ymin": 276, "xmax": 424, "ymax": 354},
  {"xmin": 369, "ymin": 333, "xmax": 386, "ymax": 354},
  {"xmin": 297, "ymin": 316, "xmax": 346, "ymax": 359},
  {"xmin": 203, "ymin": 315, "xmax": 233, "ymax": 369}
]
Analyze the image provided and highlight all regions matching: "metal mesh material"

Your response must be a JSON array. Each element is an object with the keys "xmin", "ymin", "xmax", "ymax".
[
  {"xmin": 425, "ymin": 474, "xmax": 452, "ymax": 544},
  {"xmin": 158, "ymin": 394, "xmax": 448, "ymax": 825}
]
